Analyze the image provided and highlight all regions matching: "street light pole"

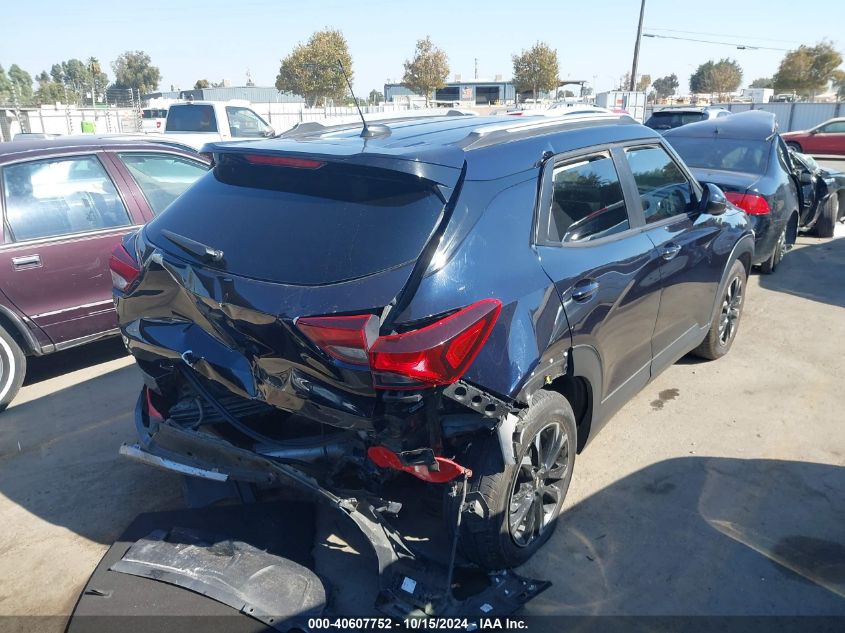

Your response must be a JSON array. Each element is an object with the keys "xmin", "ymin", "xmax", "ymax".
[{"xmin": 629, "ymin": 0, "xmax": 646, "ymax": 91}]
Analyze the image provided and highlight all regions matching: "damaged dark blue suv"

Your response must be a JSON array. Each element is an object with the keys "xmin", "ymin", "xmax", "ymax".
[{"xmin": 112, "ymin": 111, "xmax": 754, "ymax": 572}]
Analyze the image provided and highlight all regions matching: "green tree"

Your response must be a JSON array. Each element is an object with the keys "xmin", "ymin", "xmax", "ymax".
[
  {"xmin": 833, "ymin": 70, "xmax": 845, "ymax": 98},
  {"xmin": 368, "ymin": 89, "xmax": 384, "ymax": 104},
  {"xmin": 275, "ymin": 29, "xmax": 353, "ymax": 107},
  {"xmin": 652, "ymin": 73, "xmax": 679, "ymax": 99},
  {"xmin": 0, "ymin": 65, "xmax": 12, "ymax": 103},
  {"xmin": 512, "ymin": 41, "xmax": 559, "ymax": 102},
  {"xmin": 689, "ymin": 58, "xmax": 743, "ymax": 99},
  {"xmin": 111, "ymin": 50, "xmax": 161, "ymax": 95},
  {"xmin": 750, "ymin": 77, "xmax": 773, "ymax": 89},
  {"xmin": 8, "ymin": 64, "xmax": 33, "ymax": 103},
  {"xmin": 773, "ymin": 41, "xmax": 843, "ymax": 97},
  {"xmin": 636, "ymin": 74, "xmax": 652, "ymax": 92},
  {"xmin": 34, "ymin": 70, "xmax": 74, "ymax": 104},
  {"xmin": 194, "ymin": 79, "xmax": 210, "ymax": 89},
  {"xmin": 402, "ymin": 36, "xmax": 449, "ymax": 106}
]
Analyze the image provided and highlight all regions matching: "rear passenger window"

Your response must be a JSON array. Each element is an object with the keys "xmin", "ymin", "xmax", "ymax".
[
  {"xmin": 118, "ymin": 153, "xmax": 208, "ymax": 215},
  {"xmin": 2, "ymin": 155, "xmax": 130, "ymax": 242},
  {"xmin": 550, "ymin": 153, "xmax": 630, "ymax": 243},
  {"xmin": 625, "ymin": 146, "xmax": 695, "ymax": 223}
]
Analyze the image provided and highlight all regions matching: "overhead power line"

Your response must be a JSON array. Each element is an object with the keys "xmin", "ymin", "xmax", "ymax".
[
  {"xmin": 646, "ymin": 27, "xmax": 801, "ymax": 45},
  {"xmin": 642, "ymin": 33, "xmax": 789, "ymax": 51}
]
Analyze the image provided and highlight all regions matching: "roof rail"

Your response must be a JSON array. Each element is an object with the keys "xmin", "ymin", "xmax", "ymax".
[
  {"xmin": 460, "ymin": 112, "xmax": 634, "ymax": 147},
  {"xmin": 279, "ymin": 108, "xmax": 476, "ymax": 139}
]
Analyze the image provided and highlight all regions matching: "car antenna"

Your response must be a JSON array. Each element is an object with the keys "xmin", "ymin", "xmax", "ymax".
[{"xmin": 337, "ymin": 60, "xmax": 386, "ymax": 139}]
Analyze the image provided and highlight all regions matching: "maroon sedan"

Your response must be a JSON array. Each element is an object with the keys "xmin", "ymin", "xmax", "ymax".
[
  {"xmin": 782, "ymin": 117, "xmax": 845, "ymax": 156},
  {"xmin": 0, "ymin": 136, "xmax": 209, "ymax": 409}
]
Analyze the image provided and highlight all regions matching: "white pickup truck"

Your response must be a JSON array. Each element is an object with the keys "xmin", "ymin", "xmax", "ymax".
[{"xmin": 162, "ymin": 100, "xmax": 275, "ymax": 149}]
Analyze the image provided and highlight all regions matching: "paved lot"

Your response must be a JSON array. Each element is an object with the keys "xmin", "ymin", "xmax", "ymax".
[{"xmin": 0, "ymin": 206, "xmax": 843, "ymax": 625}]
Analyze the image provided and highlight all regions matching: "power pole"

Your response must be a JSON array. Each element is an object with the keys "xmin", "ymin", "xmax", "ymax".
[
  {"xmin": 474, "ymin": 58, "xmax": 478, "ymax": 80},
  {"xmin": 629, "ymin": 0, "xmax": 646, "ymax": 91}
]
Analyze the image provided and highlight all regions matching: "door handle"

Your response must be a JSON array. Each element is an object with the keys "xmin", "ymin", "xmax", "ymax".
[
  {"xmin": 11, "ymin": 254, "xmax": 42, "ymax": 269},
  {"xmin": 660, "ymin": 243, "xmax": 682, "ymax": 261},
  {"xmin": 571, "ymin": 279, "xmax": 599, "ymax": 302}
]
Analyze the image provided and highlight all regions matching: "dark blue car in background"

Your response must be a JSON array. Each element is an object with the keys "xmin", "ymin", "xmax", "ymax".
[
  {"xmin": 664, "ymin": 110, "xmax": 835, "ymax": 273},
  {"xmin": 111, "ymin": 112, "xmax": 754, "ymax": 571}
]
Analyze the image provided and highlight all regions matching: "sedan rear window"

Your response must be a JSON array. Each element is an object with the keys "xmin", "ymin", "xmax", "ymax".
[
  {"xmin": 645, "ymin": 112, "xmax": 706, "ymax": 130},
  {"xmin": 666, "ymin": 137, "xmax": 770, "ymax": 175},
  {"xmin": 144, "ymin": 156, "xmax": 445, "ymax": 285},
  {"xmin": 164, "ymin": 105, "xmax": 217, "ymax": 132}
]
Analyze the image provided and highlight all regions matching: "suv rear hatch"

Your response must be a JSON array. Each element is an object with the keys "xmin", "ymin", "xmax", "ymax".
[{"xmin": 118, "ymin": 149, "xmax": 463, "ymax": 429}]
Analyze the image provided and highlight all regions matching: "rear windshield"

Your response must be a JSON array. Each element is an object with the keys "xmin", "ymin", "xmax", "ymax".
[
  {"xmin": 645, "ymin": 112, "xmax": 706, "ymax": 130},
  {"xmin": 165, "ymin": 104, "xmax": 218, "ymax": 132},
  {"xmin": 144, "ymin": 155, "xmax": 444, "ymax": 285},
  {"xmin": 666, "ymin": 137, "xmax": 771, "ymax": 175}
]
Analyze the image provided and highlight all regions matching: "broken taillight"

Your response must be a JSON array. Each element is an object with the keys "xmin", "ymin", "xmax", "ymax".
[
  {"xmin": 296, "ymin": 299, "xmax": 502, "ymax": 390},
  {"xmin": 295, "ymin": 314, "xmax": 378, "ymax": 365},
  {"xmin": 109, "ymin": 241, "xmax": 141, "ymax": 293}
]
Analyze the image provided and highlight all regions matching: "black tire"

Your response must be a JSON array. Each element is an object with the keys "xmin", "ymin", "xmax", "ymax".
[
  {"xmin": 759, "ymin": 224, "xmax": 787, "ymax": 274},
  {"xmin": 814, "ymin": 195, "xmax": 838, "ymax": 238},
  {"xmin": 452, "ymin": 390, "xmax": 577, "ymax": 570},
  {"xmin": 786, "ymin": 141, "xmax": 802, "ymax": 152},
  {"xmin": 692, "ymin": 260, "xmax": 746, "ymax": 360},
  {"xmin": 0, "ymin": 326, "xmax": 26, "ymax": 412}
]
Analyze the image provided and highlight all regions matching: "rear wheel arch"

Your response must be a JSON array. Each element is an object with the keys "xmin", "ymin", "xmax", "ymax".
[{"xmin": 0, "ymin": 306, "xmax": 39, "ymax": 356}]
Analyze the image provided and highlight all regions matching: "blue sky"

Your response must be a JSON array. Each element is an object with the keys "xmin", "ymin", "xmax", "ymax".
[{"xmin": 1, "ymin": 0, "xmax": 843, "ymax": 96}]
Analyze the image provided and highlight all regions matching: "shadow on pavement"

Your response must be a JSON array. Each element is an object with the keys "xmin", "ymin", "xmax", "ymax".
[
  {"xmin": 757, "ymin": 235, "xmax": 845, "ymax": 309},
  {"xmin": 23, "ymin": 337, "xmax": 128, "ymax": 386},
  {"xmin": 0, "ymin": 358, "xmax": 181, "ymax": 546},
  {"xmin": 522, "ymin": 456, "xmax": 845, "ymax": 617}
]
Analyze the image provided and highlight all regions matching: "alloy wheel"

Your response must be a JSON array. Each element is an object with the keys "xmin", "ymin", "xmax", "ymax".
[
  {"xmin": 775, "ymin": 228, "xmax": 787, "ymax": 266},
  {"xmin": 508, "ymin": 422, "xmax": 569, "ymax": 547},
  {"xmin": 718, "ymin": 276, "xmax": 743, "ymax": 345}
]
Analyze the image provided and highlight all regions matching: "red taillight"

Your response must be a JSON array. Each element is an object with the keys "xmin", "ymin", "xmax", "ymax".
[
  {"xmin": 296, "ymin": 299, "xmax": 502, "ymax": 390},
  {"xmin": 243, "ymin": 154, "xmax": 325, "ymax": 169},
  {"xmin": 725, "ymin": 192, "xmax": 770, "ymax": 215},
  {"xmin": 109, "ymin": 242, "xmax": 140, "ymax": 292},
  {"xmin": 156, "ymin": 120, "xmax": 161, "ymax": 129},
  {"xmin": 296, "ymin": 314, "xmax": 378, "ymax": 366}
]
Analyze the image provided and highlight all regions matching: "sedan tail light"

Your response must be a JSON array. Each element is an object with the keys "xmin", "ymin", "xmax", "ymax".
[
  {"xmin": 725, "ymin": 192, "xmax": 771, "ymax": 215},
  {"xmin": 296, "ymin": 299, "xmax": 502, "ymax": 390},
  {"xmin": 109, "ymin": 242, "xmax": 141, "ymax": 292}
]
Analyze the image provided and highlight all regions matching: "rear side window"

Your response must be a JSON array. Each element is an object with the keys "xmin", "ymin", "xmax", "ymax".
[
  {"xmin": 549, "ymin": 153, "xmax": 630, "ymax": 243},
  {"xmin": 165, "ymin": 105, "xmax": 217, "ymax": 132},
  {"xmin": 2, "ymin": 155, "xmax": 130, "ymax": 242},
  {"xmin": 624, "ymin": 146, "xmax": 695, "ymax": 223},
  {"xmin": 118, "ymin": 153, "xmax": 208, "ymax": 215},
  {"xmin": 145, "ymin": 156, "xmax": 446, "ymax": 285}
]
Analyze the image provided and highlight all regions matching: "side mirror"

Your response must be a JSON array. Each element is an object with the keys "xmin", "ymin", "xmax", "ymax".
[
  {"xmin": 799, "ymin": 171, "xmax": 814, "ymax": 184},
  {"xmin": 699, "ymin": 182, "xmax": 727, "ymax": 216},
  {"xmin": 809, "ymin": 128, "xmax": 820, "ymax": 135},
  {"xmin": 264, "ymin": 126, "xmax": 276, "ymax": 138}
]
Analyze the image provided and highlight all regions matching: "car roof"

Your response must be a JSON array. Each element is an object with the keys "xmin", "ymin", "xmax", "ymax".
[
  {"xmin": 203, "ymin": 112, "xmax": 658, "ymax": 182},
  {"xmin": 663, "ymin": 110, "xmax": 777, "ymax": 140},
  {"xmin": 0, "ymin": 135, "xmax": 200, "ymax": 160}
]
